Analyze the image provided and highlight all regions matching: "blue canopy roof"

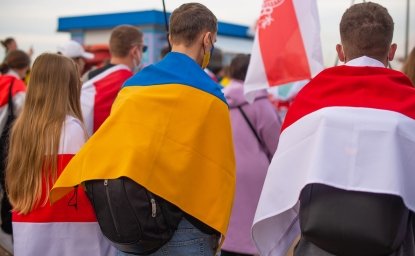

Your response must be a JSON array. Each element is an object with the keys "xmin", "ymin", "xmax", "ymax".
[{"xmin": 58, "ymin": 10, "xmax": 251, "ymax": 39}]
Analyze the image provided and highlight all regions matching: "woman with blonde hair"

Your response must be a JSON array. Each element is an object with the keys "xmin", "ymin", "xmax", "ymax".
[{"xmin": 6, "ymin": 53, "xmax": 116, "ymax": 255}]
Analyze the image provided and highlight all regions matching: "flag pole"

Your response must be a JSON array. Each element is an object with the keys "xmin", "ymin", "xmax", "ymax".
[
  {"xmin": 162, "ymin": 0, "xmax": 171, "ymax": 51},
  {"xmin": 404, "ymin": 0, "xmax": 410, "ymax": 59}
]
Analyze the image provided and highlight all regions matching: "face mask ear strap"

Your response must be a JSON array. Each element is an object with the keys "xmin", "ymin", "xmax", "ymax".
[{"xmin": 209, "ymin": 36, "xmax": 214, "ymax": 55}]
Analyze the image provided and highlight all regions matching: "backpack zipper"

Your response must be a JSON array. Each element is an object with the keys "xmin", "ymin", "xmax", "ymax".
[
  {"xmin": 104, "ymin": 179, "xmax": 121, "ymax": 235},
  {"xmin": 150, "ymin": 197, "xmax": 157, "ymax": 217}
]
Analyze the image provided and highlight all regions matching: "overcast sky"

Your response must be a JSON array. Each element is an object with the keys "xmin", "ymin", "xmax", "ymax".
[{"xmin": 0, "ymin": 0, "xmax": 414, "ymax": 67}]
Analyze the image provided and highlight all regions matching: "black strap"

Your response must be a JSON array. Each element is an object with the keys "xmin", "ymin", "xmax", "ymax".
[
  {"xmin": 237, "ymin": 105, "xmax": 271, "ymax": 162},
  {"xmin": 0, "ymin": 78, "xmax": 16, "ymax": 230},
  {"xmin": 7, "ymin": 79, "xmax": 15, "ymax": 117}
]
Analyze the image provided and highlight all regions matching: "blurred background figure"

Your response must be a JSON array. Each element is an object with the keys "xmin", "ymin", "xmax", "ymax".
[
  {"xmin": 1, "ymin": 37, "xmax": 33, "ymax": 59},
  {"xmin": 57, "ymin": 40, "xmax": 94, "ymax": 77},
  {"xmin": 81, "ymin": 25, "xmax": 145, "ymax": 136},
  {"xmin": 401, "ymin": 47, "xmax": 415, "ymax": 86},
  {"xmin": 218, "ymin": 65, "xmax": 231, "ymax": 87},
  {"xmin": 159, "ymin": 45, "xmax": 170, "ymax": 60},
  {"xmin": 1, "ymin": 38, "xmax": 17, "ymax": 55},
  {"xmin": 221, "ymin": 54, "xmax": 281, "ymax": 256},
  {"xmin": 0, "ymin": 50, "xmax": 31, "ymax": 83},
  {"xmin": 2, "ymin": 38, "xmax": 33, "ymax": 85},
  {"xmin": 0, "ymin": 50, "xmax": 30, "ymax": 252},
  {"xmin": 206, "ymin": 46, "xmax": 223, "ymax": 82},
  {"xmin": 82, "ymin": 44, "xmax": 111, "ymax": 79}
]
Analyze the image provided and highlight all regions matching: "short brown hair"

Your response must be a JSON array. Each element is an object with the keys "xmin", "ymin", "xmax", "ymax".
[
  {"xmin": 109, "ymin": 25, "xmax": 143, "ymax": 58},
  {"xmin": 340, "ymin": 2, "xmax": 394, "ymax": 60},
  {"xmin": 229, "ymin": 54, "xmax": 250, "ymax": 81},
  {"xmin": 1, "ymin": 37, "xmax": 15, "ymax": 49},
  {"xmin": 0, "ymin": 50, "xmax": 30, "ymax": 74},
  {"xmin": 169, "ymin": 3, "xmax": 217, "ymax": 46}
]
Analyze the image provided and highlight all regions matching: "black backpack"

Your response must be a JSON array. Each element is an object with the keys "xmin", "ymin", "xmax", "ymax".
[
  {"xmin": 85, "ymin": 177, "xmax": 183, "ymax": 255},
  {"xmin": 0, "ymin": 79, "xmax": 15, "ymax": 235},
  {"xmin": 299, "ymin": 183, "xmax": 411, "ymax": 256}
]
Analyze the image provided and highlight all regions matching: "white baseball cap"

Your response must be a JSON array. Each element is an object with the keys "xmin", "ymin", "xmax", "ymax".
[{"xmin": 57, "ymin": 40, "xmax": 94, "ymax": 59}]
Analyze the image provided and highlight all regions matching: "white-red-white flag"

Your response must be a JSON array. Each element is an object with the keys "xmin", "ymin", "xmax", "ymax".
[
  {"xmin": 244, "ymin": 0, "xmax": 324, "ymax": 101},
  {"xmin": 251, "ymin": 63, "xmax": 415, "ymax": 256}
]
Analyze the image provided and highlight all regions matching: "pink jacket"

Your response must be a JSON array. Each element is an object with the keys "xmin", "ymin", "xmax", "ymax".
[{"xmin": 222, "ymin": 79, "xmax": 281, "ymax": 254}]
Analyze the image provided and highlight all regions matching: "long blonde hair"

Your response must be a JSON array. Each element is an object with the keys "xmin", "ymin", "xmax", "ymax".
[
  {"xmin": 6, "ymin": 53, "xmax": 83, "ymax": 214},
  {"xmin": 402, "ymin": 47, "xmax": 415, "ymax": 86}
]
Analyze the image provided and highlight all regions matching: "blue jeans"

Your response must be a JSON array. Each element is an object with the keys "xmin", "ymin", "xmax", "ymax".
[{"xmin": 116, "ymin": 218, "xmax": 219, "ymax": 256}]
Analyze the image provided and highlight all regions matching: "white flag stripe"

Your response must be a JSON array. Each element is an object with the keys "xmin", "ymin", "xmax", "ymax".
[
  {"xmin": 58, "ymin": 116, "xmax": 87, "ymax": 154},
  {"xmin": 293, "ymin": 0, "xmax": 324, "ymax": 76},
  {"xmin": 244, "ymin": 29, "xmax": 268, "ymax": 102},
  {"xmin": 13, "ymin": 222, "xmax": 116, "ymax": 255}
]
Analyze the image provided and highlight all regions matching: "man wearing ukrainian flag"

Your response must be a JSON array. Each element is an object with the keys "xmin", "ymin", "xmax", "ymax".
[{"xmin": 50, "ymin": 3, "xmax": 235, "ymax": 256}]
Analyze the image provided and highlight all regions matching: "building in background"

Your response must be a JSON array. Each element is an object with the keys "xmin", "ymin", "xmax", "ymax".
[{"xmin": 57, "ymin": 10, "xmax": 254, "ymax": 68}]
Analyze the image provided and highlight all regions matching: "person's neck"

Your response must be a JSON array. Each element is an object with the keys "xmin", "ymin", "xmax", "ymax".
[
  {"xmin": 110, "ymin": 56, "xmax": 133, "ymax": 70},
  {"xmin": 171, "ymin": 44, "xmax": 201, "ymax": 66},
  {"xmin": 345, "ymin": 55, "xmax": 388, "ymax": 67},
  {"xmin": 8, "ymin": 68, "xmax": 25, "ymax": 79}
]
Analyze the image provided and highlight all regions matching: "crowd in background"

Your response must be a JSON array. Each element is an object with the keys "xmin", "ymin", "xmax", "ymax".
[{"xmin": 0, "ymin": 2, "xmax": 415, "ymax": 256}]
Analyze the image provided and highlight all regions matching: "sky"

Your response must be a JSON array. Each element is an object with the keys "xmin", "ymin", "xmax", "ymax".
[{"xmin": 0, "ymin": 0, "xmax": 414, "ymax": 68}]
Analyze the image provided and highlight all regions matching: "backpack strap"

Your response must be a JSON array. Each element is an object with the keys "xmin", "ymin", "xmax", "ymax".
[
  {"xmin": 237, "ymin": 105, "xmax": 271, "ymax": 162},
  {"xmin": 7, "ymin": 78, "xmax": 15, "ymax": 117}
]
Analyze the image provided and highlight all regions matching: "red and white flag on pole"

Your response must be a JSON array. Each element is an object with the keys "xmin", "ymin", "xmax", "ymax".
[{"xmin": 244, "ymin": 0, "xmax": 324, "ymax": 101}]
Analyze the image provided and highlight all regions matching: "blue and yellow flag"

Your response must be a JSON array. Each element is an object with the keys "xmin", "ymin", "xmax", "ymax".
[{"xmin": 51, "ymin": 52, "xmax": 236, "ymax": 235}]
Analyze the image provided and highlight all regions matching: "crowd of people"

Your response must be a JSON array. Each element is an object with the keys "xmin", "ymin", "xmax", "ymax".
[{"xmin": 0, "ymin": 2, "xmax": 414, "ymax": 256}]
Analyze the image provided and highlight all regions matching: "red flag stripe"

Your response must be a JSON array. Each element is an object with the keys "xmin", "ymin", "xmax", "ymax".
[
  {"xmin": 259, "ymin": 0, "xmax": 311, "ymax": 86},
  {"xmin": 12, "ymin": 154, "xmax": 97, "ymax": 223},
  {"xmin": 93, "ymin": 68, "xmax": 132, "ymax": 132},
  {"xmin": 282, "ymin": 66, "xmax": 415, "ymax": 131},
  {"xmin": 0, "ymin": 75, "xmax": 26, "ymax": 106},
  {"xmin": 81, "ymin": 65, "xmax": 133, "ymax": 136}
]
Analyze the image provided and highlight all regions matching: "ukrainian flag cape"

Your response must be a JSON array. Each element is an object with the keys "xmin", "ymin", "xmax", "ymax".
[{"xmin": 51, "ymin": 52, "xmax": 236, "ymax": 235}]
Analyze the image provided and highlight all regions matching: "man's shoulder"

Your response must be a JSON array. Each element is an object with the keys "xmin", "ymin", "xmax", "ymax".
[
  {"xmin": 84, "ymin": 64, "xmax": 132, "ymax": 87},
  {"xmin": 318, "ymin": 65, "xmax": 405, "ymax": 78},
  {"xmin": 123, "ymin": 53, "xmax": 226, "ymax": 103},
  {"xmin": 305, "ymin": 65, "xmax": 412, "ymax": 91},
  {"xmin": 87, "ymin": 63, "xmax": 115, "ymax": 80}
]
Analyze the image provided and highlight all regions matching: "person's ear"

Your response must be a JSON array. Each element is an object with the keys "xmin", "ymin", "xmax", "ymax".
[
  {"xmin": 336, "ymin": 44, "xmax": 345, "ymax": 62},
  {"xmin": 202, "ymin": 32, "xmax": 212, "ymax": 50},
  {"xmin": 168, "ymin": 34, "xmax": 173, "ymax": 46},
  {"xmin": 388, "ymin": 43, "xmax": 397, "ymax": 61},
  {"xmin": 131, "ymin": 45, "xmax": 140, "ymax": 58},
  {"xmin": 129, "ymin": 45, "xmax": 135, "ymax": 56}
]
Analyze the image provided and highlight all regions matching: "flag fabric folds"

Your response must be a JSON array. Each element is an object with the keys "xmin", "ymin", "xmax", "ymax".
[
  {"xmin": 51, "ymin": 52, "xmax": 236, "ymax": 236},
  {"xmin": 244, "ymin": 0, "xmax": 324, "ymax": 101},
  {"xmin": 252, "ymin": 65, "xmax": 415, "ymax": 256},
  {"xmin": 81, "ymin": 65, "xmax": 132, "ymax": 136}
]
